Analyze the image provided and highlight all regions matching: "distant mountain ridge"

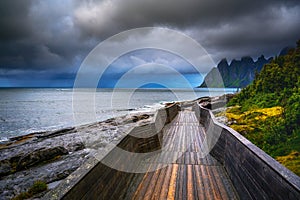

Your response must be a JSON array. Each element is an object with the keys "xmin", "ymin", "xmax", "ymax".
[{"xmin": 199, "ymin": 55, "xmax": 272, "ymax": 88}]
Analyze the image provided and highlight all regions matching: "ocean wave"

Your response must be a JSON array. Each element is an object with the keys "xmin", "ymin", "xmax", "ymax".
[{"xmin": 0, "ymin": 136, "xmax": 9, "ymax": 143}]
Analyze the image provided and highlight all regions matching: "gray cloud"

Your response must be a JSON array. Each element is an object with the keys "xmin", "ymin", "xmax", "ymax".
[
  {"xmin": 73, "ymin": 0, "xmax": 299, "ymax": 36},
  {"xmin": 0, "ymin": 0, "xmax": 300, "ymax": 85},
  {"xmin": 0, "ymin": 0, "xmax": 93, "ymax": 73},
  {"xmin": 0, "ymin": 0, "xmax": 33, "ymax": 41},
  {"xmin": 74, "ymin": 0, "xmax": 300, "ymax": 61},
  {"xmin": 194, "ymin": 4, "xmax": 300, "ymax": 60}
]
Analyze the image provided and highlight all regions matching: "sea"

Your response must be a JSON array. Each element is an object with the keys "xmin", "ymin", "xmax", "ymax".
[{"xmin": 0, "ymin": 88, "xmax": 237, "ymax": 142}]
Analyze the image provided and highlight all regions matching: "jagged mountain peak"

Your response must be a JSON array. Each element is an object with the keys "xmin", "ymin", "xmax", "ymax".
[
  {"xmin": 217, "ymin": 58, "xmax": 229, "ymax": 69},
  {"xmin": 199, "ymin": 55, "xmax": 271, "ymax": 88},
  {"xmin": 219, "ymin": 58, "xmax": 228, "ymax": 64},
  {"xmin": 257, "ymin": 55, "xmax": 266, "ymax": 60},
  {"xmin": 229, "ymin": 59, "xmax": 238, "ymax": 66},
  {"xmin": 241, "ymin": 56, "xmax": 254, "ymax": 63}
]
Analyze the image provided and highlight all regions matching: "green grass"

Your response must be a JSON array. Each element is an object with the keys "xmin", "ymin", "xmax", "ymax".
[
  {"xmin": 276, "ymin": 151, "xmax": 300, "ymax": 176},
  {"xmin": 12, "ymin": 180, "xmax": 48, "ymax": 200},
  {"xmin": 225, "ymin": 105, "xmax": 300, "ymax": 175},
  {"xmin": 225, "ymin": 40, "xmax": 300, "ymax": 176}
]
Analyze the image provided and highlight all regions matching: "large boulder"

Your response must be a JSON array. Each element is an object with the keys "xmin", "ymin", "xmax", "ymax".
[{"xmin": 17, "ymin": 146, "xmax": 68, "ymax": 171}]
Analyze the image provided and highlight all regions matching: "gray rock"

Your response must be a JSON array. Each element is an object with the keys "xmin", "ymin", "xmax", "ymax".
[
  {"xmin": 67, "ymin": 142, "xmax": 85, "ymax": 152},
  {"xmin": 17, "ymin": 146, "xmax": 68, "ymax": 171},
  {"xmin": 0, "ymin": 150, "xmax": 88, "ymax": 200},
  {"xmin": 0, "ymin": 160, "xmax": 12, "ymax": 177},
  {"xmin": 0, "ymin": 112, "xmax": 154, "ymax": 200}
]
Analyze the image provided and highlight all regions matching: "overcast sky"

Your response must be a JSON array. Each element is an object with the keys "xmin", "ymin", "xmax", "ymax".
[{"xmin": 0, "ymin": 0, "xmax": 299, "ymax": 87}]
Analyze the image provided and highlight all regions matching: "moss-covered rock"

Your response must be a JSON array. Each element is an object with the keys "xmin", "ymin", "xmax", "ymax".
[{"xmin": 16, "ymin": 146, "xmax": 68, "ymax": 171}]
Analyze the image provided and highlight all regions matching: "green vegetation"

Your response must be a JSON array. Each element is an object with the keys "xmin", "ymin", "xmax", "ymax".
[
  {"xmin": 227, "ymin": 40, "xmax": 300, "ymax": 176},
  {"xmin": 12, "ymin": 180, "xmax": 48, "ymax": 200}
]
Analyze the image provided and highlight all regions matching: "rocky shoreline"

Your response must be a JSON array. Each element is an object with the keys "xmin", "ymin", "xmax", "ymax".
[
  {"xmin": 0, "ymin": 112, "xmax": 154, "ymax": 200},
  {"xmin": 0, "ymin": 94, "xmax": 234, "ymax": 199}
]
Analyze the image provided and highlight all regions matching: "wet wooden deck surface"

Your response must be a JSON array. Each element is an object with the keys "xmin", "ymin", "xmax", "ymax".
[{"xmin": 130, "ymin": 109, "xmax": 238, "ymax": 200}]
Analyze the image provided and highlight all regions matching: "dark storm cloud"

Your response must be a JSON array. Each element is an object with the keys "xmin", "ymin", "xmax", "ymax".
[
  {"xmin": 0, "ymin": 0, "xmax": 300, "ymax": 87},
  {"xmin": 74, "ymin": 0, "xmax": 299, "ymax": 37},
  {"xmin": 0, "ymin": 0, "xmax": 93, "ymax": 72},
  {"xmin": 195, "ymin": 4, "xmax": 300, "ymax": 60},
  {"xmin": 74, "ymin": 0, "xmax": 300, "ymax": 61},
  {"xmin": 0, "ymin": 0, "xmax": 33, "ymax": 41}
]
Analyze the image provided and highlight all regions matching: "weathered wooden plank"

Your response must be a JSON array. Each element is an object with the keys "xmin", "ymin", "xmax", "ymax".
[
  {"xmin": 215, "ymin": 166, "xmax": 239, "ymax": 200},
  {"xmin": 224, "ymin": 155, "xmax": 254, "ymax": 200},
  {"xmin": 199, "ymin": 165, "xmax": 215, "ymax": 200},
  {"xmin": 194, "ymin": 164, "xmax": 205, "ymax": 199},
  {"xmin": 150, "ymin": 165, "xmax": 167, "ymax": 200},
  {"xmin": 174, "ymin": 164, "xmax": 183, "ymax": 200},
  {"xmin": 182, "ymin": 165, "xmax": 188, "ymax": 200},
  {"xmin": 143, "ymin": 164, "xmax": 162, "ymax": 200},
  {"xmin": 187, "ymin": 165, "xmax": 195, "ymax": 200},
  {"xmin": 132, "ymin": 170, "xmax": 155, "ymax": 199},
  {"xmin": 110, "ymin": 172, "xmax": 138, "ymax": 200},
  {"xmin": 189, "ymin": 152, "xmax": 195, "ymax": 165},
  {"xmin": 184, "ymin": 152, "xmax": 190, "ymax": 164},
  {"xmin": 158, "ymin": 164, "xmax": 173, "ymax": 199},
  {"xmin": 204, "ymin": 165, "xmax": 222, "ymax": 200},
  {"xmin": 167, "ymin": 164, "xmax": 179, "ymax": 199},
  {"xmin": 211, "ymin": 166, "xmax": 230, "ymax": 200},
  {"xmin": 121, "ymin": 173, "xmax": 145, "ymax": 200}
]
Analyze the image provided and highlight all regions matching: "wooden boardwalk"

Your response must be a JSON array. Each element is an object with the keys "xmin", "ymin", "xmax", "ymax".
[
  {"xmin": 129, "ymin": 109, "xmax": 238, "ymax": 200},
  {"xmin": 48, "ymin": 104, "xmax": 300, "ymax": 200}
]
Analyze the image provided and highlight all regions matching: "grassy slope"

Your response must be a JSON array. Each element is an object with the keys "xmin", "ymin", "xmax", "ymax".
[{"xmin": 225, "ymin": 41, "xmax": 300, "ymax": 176}]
